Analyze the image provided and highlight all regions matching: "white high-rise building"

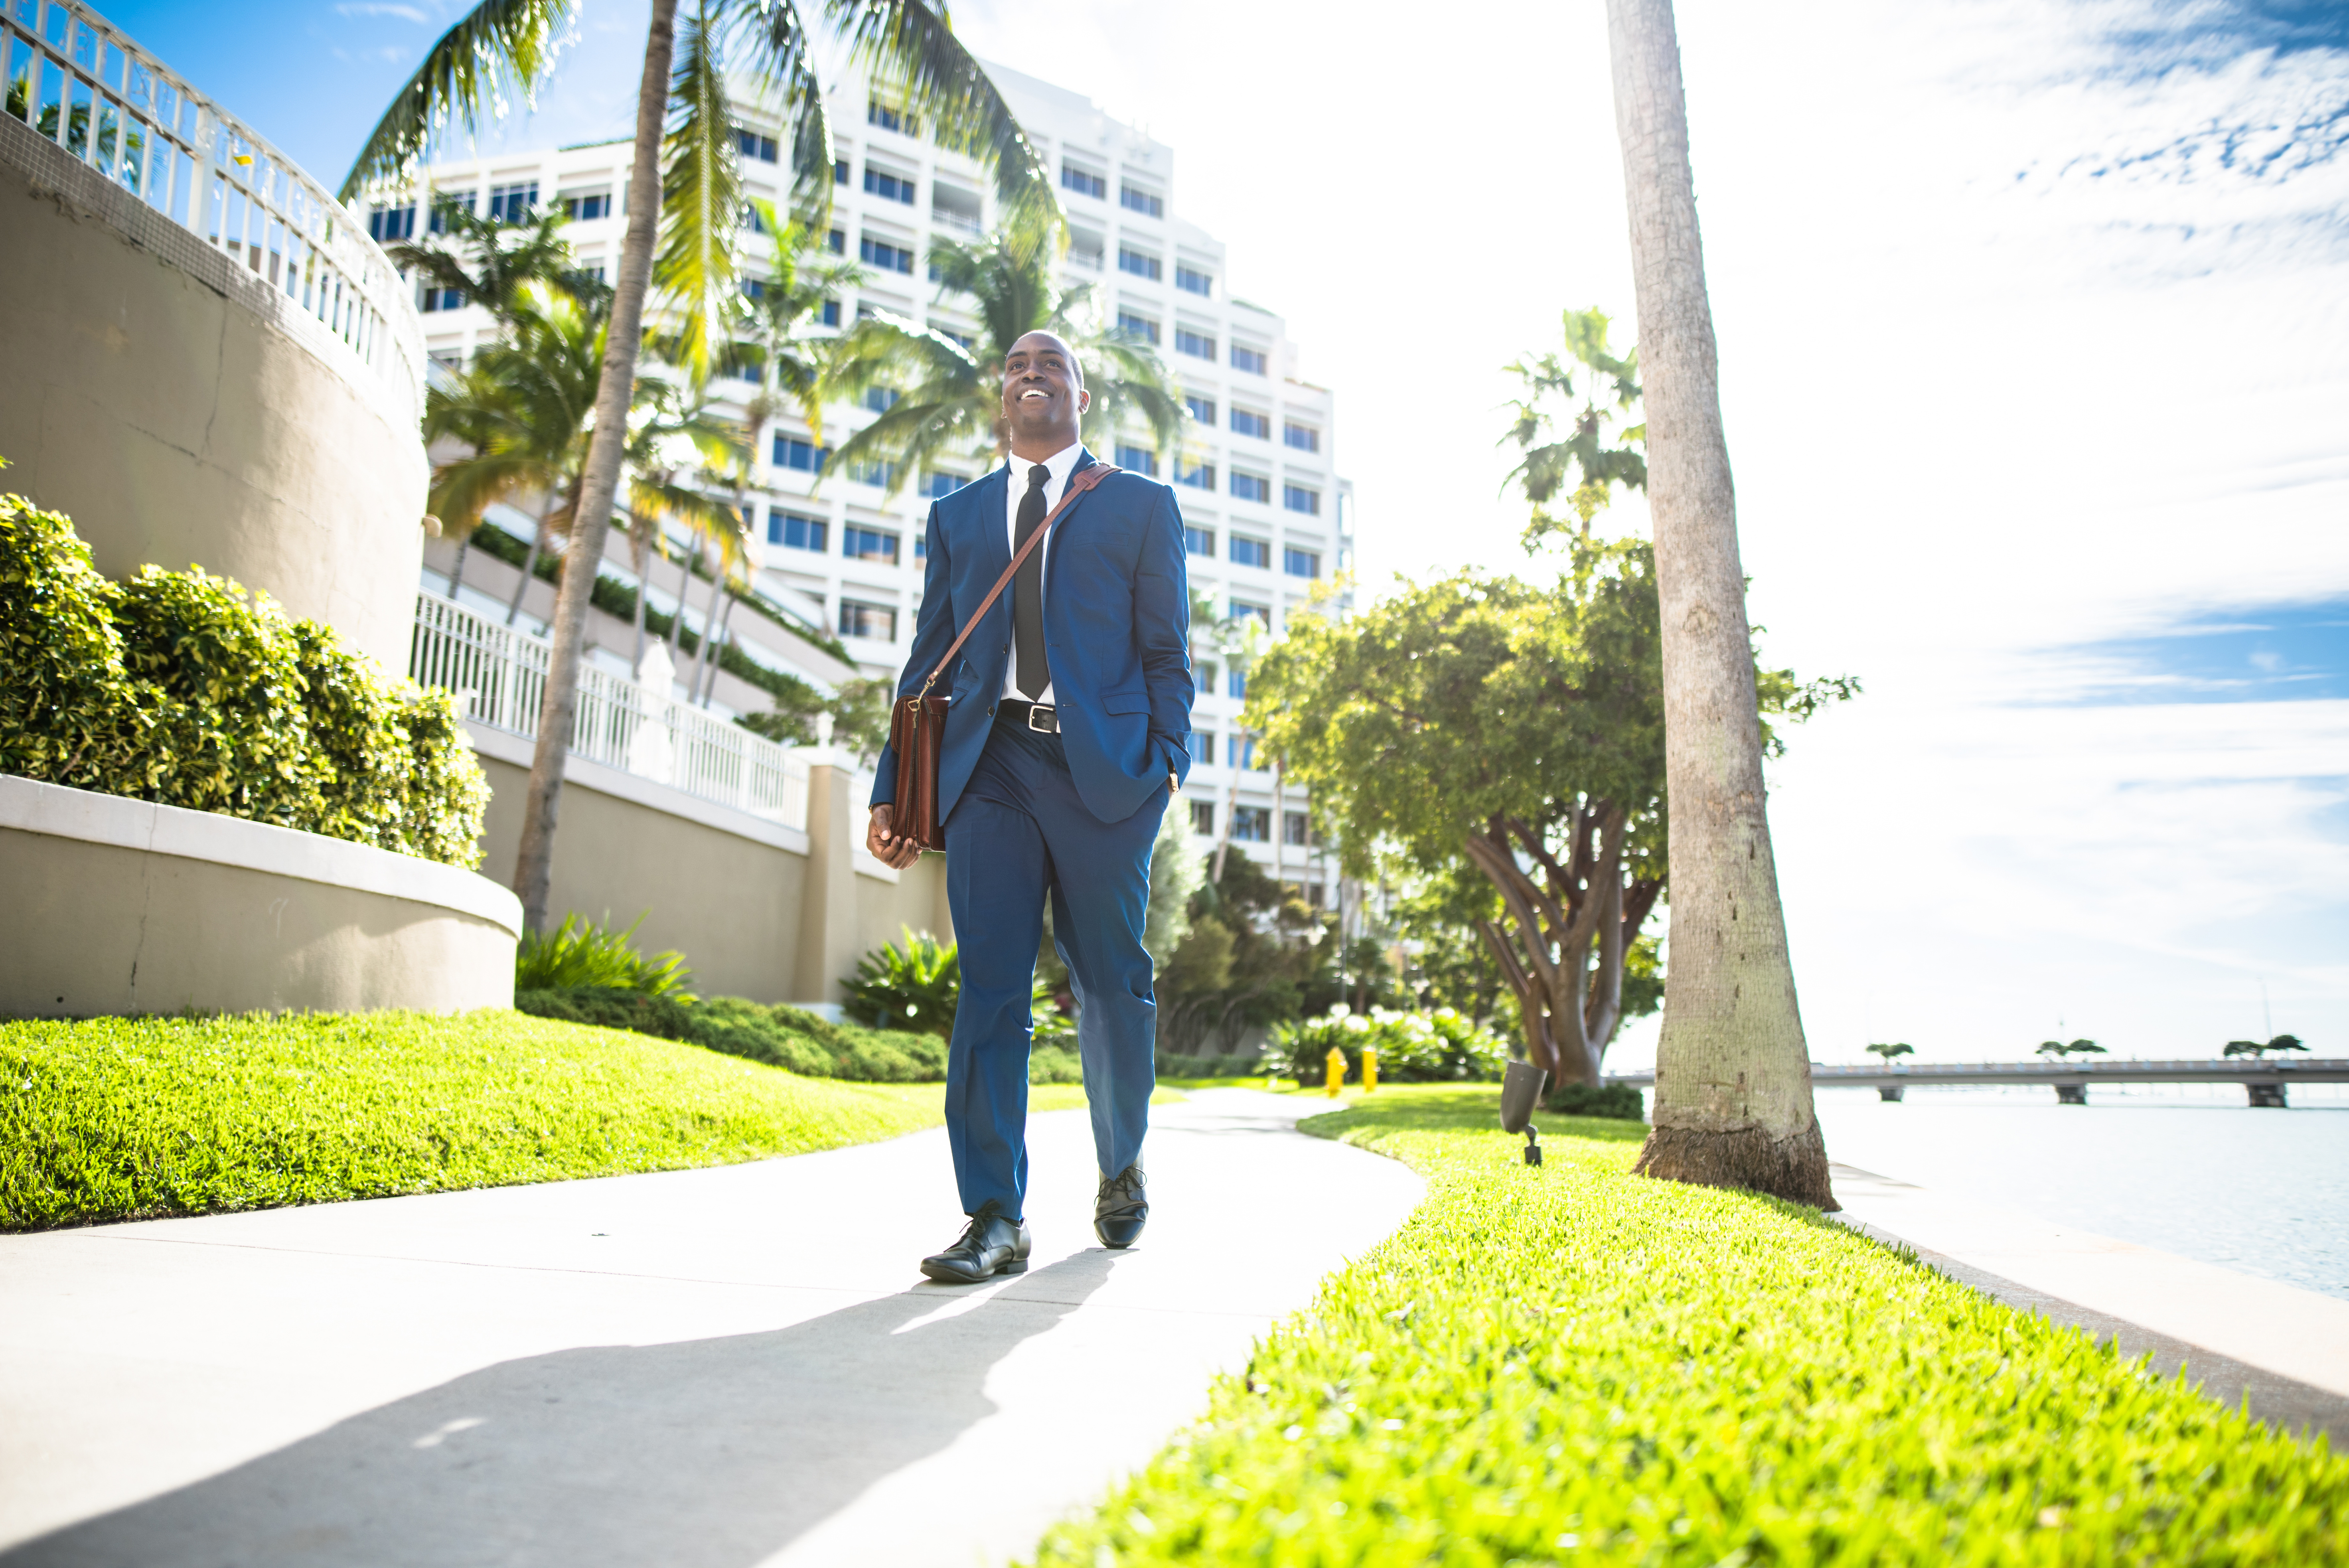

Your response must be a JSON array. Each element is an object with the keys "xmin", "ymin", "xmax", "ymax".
[{"xmin": 396, "ymin": 61, "xmax": 1352, "ymax": 903}]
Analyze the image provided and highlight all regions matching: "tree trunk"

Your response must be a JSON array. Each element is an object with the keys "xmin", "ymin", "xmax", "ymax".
[
  {"xmin": 505, "ymin": 496, "xmax": 555, "ymax": 626},
  {"xmin": 1269, "ymin": 757, "xmax": 1284, "ymax": 893},
  {"xmin": 696, "ymin": 587, "xmax": 736, "ymax": 706},
  {"xmin": 1210, "ymin": 731, "xmax": 1242, "ymax": 884},
  {"xmin": 628, "ymin": 517, "xmax": 650, "ymax": 678},
  {"xmin": 1606, "ymin": 0, "xmax": 1834, "ymax": 1207},
  {"xmin": 448, "ymin": 526, "xmax": 473, "ymax": 598},
  {"xmin": 511, "ymin": 0, "xmax": 679, "ymax": 932},
  {"xmin": 685, "ymin": 555, "xmax": 722, "ymax": 700},
  {"xmin": 664, "ymin": 529, "xmax": 699, "ymax": 666}
]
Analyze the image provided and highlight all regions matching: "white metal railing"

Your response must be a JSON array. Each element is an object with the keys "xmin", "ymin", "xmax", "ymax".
[
  {"xmin": 411, "ymin": 591, "xmax": 810, "ymax": 831},
  {"xmin": 4, "ymin": 0, "xmax": 424, "ymax": 413}
]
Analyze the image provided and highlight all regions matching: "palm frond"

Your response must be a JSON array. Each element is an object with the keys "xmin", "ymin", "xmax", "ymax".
[
  {"xmin": 821, "ymin": 0, "xmax": 1060, "ymax": 234},
  {"xmin": 340, "ymin": 0, "xmax": 575, "ymax": 200},
  {"xmin": 722, "ymin": 0, "xmax": 837, "ymax": 225},
  {"xmin": 654, "ymin": 2, "xmax": 744, "ymax": 381}
]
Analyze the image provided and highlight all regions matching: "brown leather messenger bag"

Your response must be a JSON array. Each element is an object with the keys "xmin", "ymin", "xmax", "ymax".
[{"xmin": 884, "ymin": 463, "xmax": 1121, "ymax": 851}]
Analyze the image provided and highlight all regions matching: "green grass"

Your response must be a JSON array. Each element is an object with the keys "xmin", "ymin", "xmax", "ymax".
[
  {"xmin": 0, "ymin": 1011, "xmax": 961, "ymax": 1229},
  {"xmin": 1030, "ymin": 1086, "xmax": 2348, "ymax": 1566}
]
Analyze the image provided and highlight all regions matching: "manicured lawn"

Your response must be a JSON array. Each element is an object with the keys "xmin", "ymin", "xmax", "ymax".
[
  {"xmin": 1031, "ymin": 1086, "xmax": 2348, "ymax": 1566},
  {"xmin": 0, "ymin": 1011, "xmax": 969, "ymax": 1229}
]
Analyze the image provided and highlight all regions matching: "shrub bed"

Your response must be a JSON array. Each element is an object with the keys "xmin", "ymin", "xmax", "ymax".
[
  {"xmin": 0, "ymin": 494, "xmax": 487, "ymax": 866},
  {"xmin": 0, "ymin": 1010, "xmax": 958, "ymax": 1229},
  {"xmin": 514, "ymin": 987, "xmax": 1083, "ymax": 1085},
  {"xmin": 1032, "ymin": 1088, "xmax": 2347, "ymax": 1564},
  {"xmin": 1269, "ymin": 1008, "xmax": 1509, "ymax": 1086}
]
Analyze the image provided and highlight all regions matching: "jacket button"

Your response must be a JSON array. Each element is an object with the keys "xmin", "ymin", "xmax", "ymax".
[{"xmin": 987, "ymin": 704, "xmax": 996, "ymax": 715}]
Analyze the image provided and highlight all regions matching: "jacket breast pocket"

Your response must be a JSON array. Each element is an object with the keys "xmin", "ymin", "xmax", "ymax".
[{"xmin": 1101, "ymin": 691, "xmax": 1150, "ymax": 715}]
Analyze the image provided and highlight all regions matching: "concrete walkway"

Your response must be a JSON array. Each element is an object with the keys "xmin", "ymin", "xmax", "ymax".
[
  {"xmin": 0, "ymin": 1088, "xmax": 1422, "ymax": 1567},
  {"xmin": 1832, "ymin": 1163, "xmax": 2349, "ymax": 1447}
]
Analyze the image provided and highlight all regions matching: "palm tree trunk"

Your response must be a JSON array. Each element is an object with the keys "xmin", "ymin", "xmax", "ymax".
[
  {"xmin": 684, "ymin": 555, "xmax": 721, "ymax": 700},
  {"xmin": 511, "ymin": 0, "xmax": 679, "ymax": 931},
  {"xmin": 505, "ymin": 497, "xmax": 555, "ymax": 626},
  {"xmin": 628, "ymin": 516, "xmax": 650, "ymax": 678},
  {"xmin": 696, "ymin": 587, "xmax": 737, "ymax": 706},
  {"xmin": 665, "ymin": 526, "xmax": 702, "ymax": 665},
  {"xmin": 448, "ymin": 525, "xmax": 473, "ymax": 597},
  {"xmin": 1607, "ymin": 0, "xmax": 1833, "ymax": 1208}
]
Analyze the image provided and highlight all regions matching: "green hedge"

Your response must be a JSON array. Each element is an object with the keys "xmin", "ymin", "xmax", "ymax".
[
  {"xmin": 514, "ymin": 987, "xmax": 1085, "ymax": 1085},
  {"xmin": 1270, "ymin": 1007, "xmax": 1510, "ymax": 1085},
  {"xmin": 0, "ymin": 494, "xmax": 488, "ymax": 867}
]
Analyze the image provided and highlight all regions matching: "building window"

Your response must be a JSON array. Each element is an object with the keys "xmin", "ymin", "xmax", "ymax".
[
  {"xmin": 427, "ymin": 190, "xmax": 476, "ymax": 233},
  {"xmin": 1227, "ymin": 666, "xmax": 1248, "ymax": 699},
  {"xmin": 1230, "ymin": 472, "xmax": 1270, "ymax": 504},
  {"xmin": 859, "ymin": 236, "xmax": 915, "ymax": 274},
  {"xmin": 827, "ymin": 228, "xmax": 845, "ymax": 254},
  {"xmin": 843, "ymin": 525, "xmax": 899, "ymax": 564},
  {"xmin": 1233, "ymin": 735, "xmax": 1261, "ymax": 772},
  {"xmin": 835, "ymin": 158, "xmax": 850, "ymax": 185},
  {"xmin": 736, "ymin": 128, "xmax": 779, "ymax": 162},
  {"xmin": 839, "ymin": 599, "xmax": 898, "ymax": 641},
  {"xmin": 1174, "ymin": 326, "xmax": 1216, "ymax": 360},
  {"xmin": 1230, "ymin": 408, "xmax": 1269, "ymax": 440},
  {"xmin": 561, "ymin": 192, "xmax": 610, "ymax": 221},
  {"xmin": 867, "ymin": 99, "xmax": 914, "ymax": 134},
  {"xmin": 1231, "ymin": 344, "xmax": 1268, "ymax": 375},
  {"xmin": 1190, "ymin": 731, "xmax": 1215, "ymax": 765},
  {"xmin": 1196, "ymin": 660, "xmax": 1218, "ymax": 689},
  {"xmin": 488, "ymin": 182, "xmax": 538, "ymax": 222},
  {"xmin": 1121, "ymin": 184, "xmax": 1164, "ymax": 217},
  {"xmin": 1062, "ymin": 164, "xmax": 1106, "ymax": 199},
  {"xmin": 1229, "ymin": 536, "xmax": 1270, "ymax": 570},
  {"xmin": 1174, "ymin": 455, "xmax": 1216, "ymax": 490},
  {"xmin": 864, "ymin": 166, "xmax": 916, "ymax": 204},
  {"xmin": 1113, "ymin": 443, "xmax": 1159, "ymax": 477},
  {"xmin": 1184, "ymin": 393, "xmax": 1217, "ymax": 424},
  {"xmin": 1283, "ymin": 546, "xmax": 1321, "ymax": 579},
  {"xmin": 1115, "ymin": 311, "xmax": 1159, "ymax": 346},
  {"xmin": 1117, "ymin": 247, "xmax": 1162, "ymax": 280},
  {"xmin": 1230, "ymin": 598, "xmax": 1271, "ymax": 628},
  {"xmin": 1285, "ymin": 811, "xmax": 1311, "ymax": 847},
  {"xmin": 773, "ymin": 435, "xmax": 830, "ymax": 472},
  {"xmin": 1284, "ymin": 421, "xmax": 1320, "ymax": 452},
  {"xmin": 1069, "ymin": 237, "xmax": 1104, "ymax": 271},
  {"xmin": 768, "ymin": 511, "xmax": 828, "ymax": 552},
  {"xmin": 1190, "ymin": 799, "xmax": 1215, "ymax": 835},
  {"xmin": 1176, "ymin": 263, "xmax": 1212, "ymax": 297},
  {"xmin": 1231, "ymin": 805, "xmax": 1269, "ymax": 840},
  {"xmin": 819, "ymin": 298, "xmax": 841, "ymax": 327},
  {"xmin": 420, "ymin": 285, "xmax": 464, "ymax": 312},
  {"xmin": 1283, "ymin": 484, "xmax": 1321, "ymax": 516},
  {"xmin": 920, "ymin": 471, "xmax": 967, "ymax": 500},
  {"xmin": 863, "ymin": 387, "xmax": 901, "ymax": 412},
  {"xmin": 1184, "ymin": 525, "xmax": 1214, "ymax": 556},
  {"xmin": 368, "ymin": 204, "xmax": 416, "ymax": 241},
  {"xmin": 843, "ymin": 457, "xmax": 900, "ymax": 489}
]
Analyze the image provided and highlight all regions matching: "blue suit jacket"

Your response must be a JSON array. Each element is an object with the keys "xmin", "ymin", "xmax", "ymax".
[{"xmin": 870, "ymin": 449, "xmax": 1194, "ymax": 825}]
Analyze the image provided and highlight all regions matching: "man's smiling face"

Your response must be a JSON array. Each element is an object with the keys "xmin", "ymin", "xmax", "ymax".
[{"xmin": 1002, "ymin": 331, "xmax": 1090, "ymax": 449}]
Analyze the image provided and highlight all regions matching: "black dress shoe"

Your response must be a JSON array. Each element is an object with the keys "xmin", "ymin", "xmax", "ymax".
[
  {"xmin": 1094, "ymin": 1162, "xmax": 1147, "ymax": 1248},
  {"xmin": 920, "ymin": 1207, "xmax": 1031, "ymax": 1284}
]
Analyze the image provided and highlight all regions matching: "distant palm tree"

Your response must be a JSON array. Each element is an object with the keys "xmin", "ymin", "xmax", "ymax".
[
  {"xmin": 617, "ymin": 379, "xmax": 745, "ymax": 680},
  {"xmin": 387, "ymin": 195, "xmax": 594, "ymax": 323},
  {"xmin": 821, "ymin": 225, "xmax": 1185, "ymax": 496},
  {"xmin": 344, "ymin": 0, "xmax": 1057, "ymax": 931},
  {"xmin": 1501, "ymin": 306, "xmax": 1647, "ymax": 543},
  {"xmin": 2035, "ymin": 1038, "xmax": 2106, "ymax": 1059},
  {"xmin": 2223, "ymin": 1035, "xmax": 2308, "ymax": 1058}
]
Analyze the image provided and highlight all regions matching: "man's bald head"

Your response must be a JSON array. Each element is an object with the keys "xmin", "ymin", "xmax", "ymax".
[{"xmin": 1002, "ymin": 331, "xmax": 1090, "ymax": 459}]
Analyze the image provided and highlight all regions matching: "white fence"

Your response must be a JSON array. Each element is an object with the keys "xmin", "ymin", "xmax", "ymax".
[
  {"xmin": 4, "ymin": 0, "xmax": 423, "ymax": 409},
  {"xmin": 410, "ymin": 591, "xmax": 810, "ymax": 831}
]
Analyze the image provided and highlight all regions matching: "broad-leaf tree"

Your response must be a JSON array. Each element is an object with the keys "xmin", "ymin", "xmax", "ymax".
[
  {"xmin": 1608, "ymin": 0, "xmax": 1837, "ymax": 1204},
  {"xmin": 2223, "ymin": 1034, "xmax": 2308, "ymax": 1058},
  {"xmin": 1865, "ymin": 1042, "xmax": 1915, "ymax": 1061},
  {"xmin": 2035, "ymin": 1038, "xmax": 2106, "ymax": 1059},
  {"xmin": 821, "ymin": 224, "xmax": 1185, "ymax": 494},
  {"xmin": 345, "ymin": 0, "xmax": 1055, "ymax": 930}
]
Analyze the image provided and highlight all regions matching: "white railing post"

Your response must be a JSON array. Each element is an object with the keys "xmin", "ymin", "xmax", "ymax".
[{"xmin": 409, "ymin": 589, "xmax": 809, "ymax": 832}]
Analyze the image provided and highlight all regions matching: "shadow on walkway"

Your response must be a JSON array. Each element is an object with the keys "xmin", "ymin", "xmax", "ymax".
[{"xmin": 6, "ymin": 1252, "xmax": 1127, "ymax": 1568}]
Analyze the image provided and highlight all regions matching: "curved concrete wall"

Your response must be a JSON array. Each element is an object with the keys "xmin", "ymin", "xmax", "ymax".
[
  {"xmin": 0, "ymin": 776, "xmax": 519, "ymax": 1017},
  {"xmin": 0, "ymin": 113, "xmax": 427, "ymax": 669}
]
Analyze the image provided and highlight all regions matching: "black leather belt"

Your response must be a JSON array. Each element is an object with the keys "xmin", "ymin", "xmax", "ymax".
[{"xmin": 999, "ymin": 699, "xmax": 1058, "ymax": 733}]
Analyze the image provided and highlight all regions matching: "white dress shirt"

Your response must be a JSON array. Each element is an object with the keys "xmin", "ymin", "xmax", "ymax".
[{"xmin": 1002, "ymin": 440, "xmax": 1084, "ymax": 704}]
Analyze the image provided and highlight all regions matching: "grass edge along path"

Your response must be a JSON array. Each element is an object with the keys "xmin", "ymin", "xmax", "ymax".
[{"xmin": 1028, "ymin": 1086, "xmax": 2347, "ymax": 1566}]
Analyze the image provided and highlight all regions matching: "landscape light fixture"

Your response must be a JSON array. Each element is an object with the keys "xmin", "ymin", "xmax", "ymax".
[{"xmin": 1500, "ymin": 1060, "xmax": 1549, "ymax": 1166}]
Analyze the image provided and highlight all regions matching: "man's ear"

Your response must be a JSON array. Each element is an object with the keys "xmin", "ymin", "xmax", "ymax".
[{"xmin": 1076, "ymin": 387, "xmax": 1093, "ymax": 416}]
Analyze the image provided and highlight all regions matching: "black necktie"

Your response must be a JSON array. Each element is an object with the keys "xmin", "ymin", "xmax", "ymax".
[{"xmin": 1013, "ymin": 463, "xmax": 1051, "ymax": 699}]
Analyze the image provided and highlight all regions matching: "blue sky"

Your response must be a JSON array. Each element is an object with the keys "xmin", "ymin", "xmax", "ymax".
[{"xmin": 103, "ymin": 0, "xmax": 2349, "ymax": 1063}]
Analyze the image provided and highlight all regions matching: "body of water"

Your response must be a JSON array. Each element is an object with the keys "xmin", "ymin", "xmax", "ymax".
[{"xmin": 1804, "ymin": 1087, "xmax": 2349, "ymax": 1302}]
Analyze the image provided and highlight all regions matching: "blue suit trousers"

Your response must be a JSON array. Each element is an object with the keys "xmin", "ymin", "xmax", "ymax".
[{"xmin": 944, "ymin": 717, "xmax": 1167, "ymax": 1220}]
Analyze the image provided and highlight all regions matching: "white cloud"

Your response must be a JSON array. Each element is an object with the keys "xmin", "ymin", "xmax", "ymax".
[{"xmin": 335, "ymin": 2, "xmax": 430, "ymax": 22}]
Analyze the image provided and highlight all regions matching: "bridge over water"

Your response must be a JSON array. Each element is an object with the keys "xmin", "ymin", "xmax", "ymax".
[{"xmin": 1604, "ymin": 1059, "xmax": 2349, "ymax": 1107}]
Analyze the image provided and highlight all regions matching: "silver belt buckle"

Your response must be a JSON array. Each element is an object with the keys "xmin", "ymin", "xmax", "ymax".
[{"xmin": 1026, "ymin": 703, "xmax": 1057, "ymax": 733}]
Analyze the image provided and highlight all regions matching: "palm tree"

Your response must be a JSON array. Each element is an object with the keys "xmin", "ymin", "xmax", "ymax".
[
  {"xmin": 821, "ymin": 225, "xmax": 1185, "ymax": 495},
  {"xmin": 344, "ymin": 0, "xmax": 1057, "ymax": 932},
  {"xmin": 1864, "ymin": 1042, "xmax": 1915, "ymax": 1062},
  {"xmin": 617, "ymin": 379, "xmax": 745, "ymax": 680},
  {"xmin": 1607, "ymin": 0, "xmax": 1834, "ymax": 1206},
  {"xmin": 1501, "ymin": 307, "xmax": 1648, "ymax": 545}
]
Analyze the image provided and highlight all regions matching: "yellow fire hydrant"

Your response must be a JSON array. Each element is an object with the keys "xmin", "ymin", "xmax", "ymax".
[
  {"xmin": 1326, "ymin": 1046, "xmax": 1347, "ymax": 1096},
  {"xmin": 1362, "ymin": 1046, "xmax": 1378, "ymax": 1094}
]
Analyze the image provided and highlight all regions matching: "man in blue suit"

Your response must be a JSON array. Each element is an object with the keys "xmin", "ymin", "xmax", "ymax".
[{"xmin": 866, "ymin": 330, "xmax": 1193, "ymax": 1283}]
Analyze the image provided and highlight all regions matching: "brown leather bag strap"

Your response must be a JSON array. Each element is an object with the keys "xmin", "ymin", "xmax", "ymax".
[{"xmin": 918, "ymin": 462, "xmax": 1121, "ymax": 698}]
